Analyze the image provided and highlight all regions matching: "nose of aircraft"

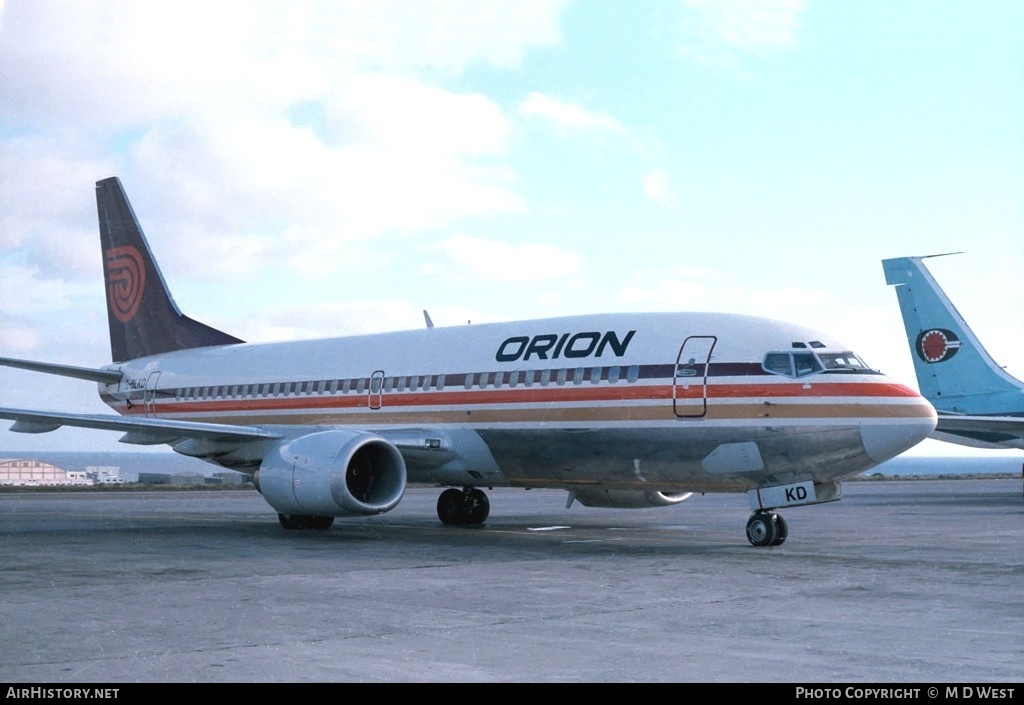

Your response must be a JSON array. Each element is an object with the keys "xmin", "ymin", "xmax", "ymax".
[{"xmin": 860, "ymin": 393, "xmax": 938, "ymax": 463}]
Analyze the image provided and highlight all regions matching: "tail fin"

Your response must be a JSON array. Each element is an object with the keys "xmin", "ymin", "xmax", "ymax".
[
  {"xmin": 882, "ymin": 254, "xmax": 1024, "ymax": 415},
  {"xmin": 97, "ymin": 177, "xmax": 244, "ymax": 362}
]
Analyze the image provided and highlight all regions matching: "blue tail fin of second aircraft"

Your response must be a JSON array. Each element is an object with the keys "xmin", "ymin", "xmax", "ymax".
[
  {"xmin": 882, "ymin": 254, "xmax": 1024, "ymax": 416},
  {"xmin": 96, "ymin": 177, "xmax": 244, "ymax": 363}
]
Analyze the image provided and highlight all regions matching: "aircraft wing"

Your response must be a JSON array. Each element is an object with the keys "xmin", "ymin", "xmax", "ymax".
[
  {"xmin": 0, "ymin": 407, "xmax": 283, "ymax": 445},
  {"xmin": 0, "ymin": 406, "xmax": 459, "ymax": 472}
]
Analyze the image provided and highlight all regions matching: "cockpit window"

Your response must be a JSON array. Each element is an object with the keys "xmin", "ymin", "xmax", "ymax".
[
  {"xmin": 793, "ymin": 353, "xmax": 822, "ymax": 377},
  {"xmin": 762, "ymin": 352, "xmax": 822, "ymax": 378},
  {"xmin": 764, "ymin": 350, "xmax": 872, "ymax": 378},
  {"xmin": 818, "ymin": 352, "xmax": 872, "ymax": 372},
  {"xmin": 763, "ymin": 353, "xmax": 793, "ymax": 377}
]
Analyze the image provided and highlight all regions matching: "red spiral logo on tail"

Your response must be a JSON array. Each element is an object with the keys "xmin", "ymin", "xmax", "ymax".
[{"xmin": 105, "ymin": 246, "xmax": 146, "ymax": 323}]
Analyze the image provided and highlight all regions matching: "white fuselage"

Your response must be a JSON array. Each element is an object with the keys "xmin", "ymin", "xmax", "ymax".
[{"xmin": 98, "ymin": 311, "xmax": 937, "ymax": 492}]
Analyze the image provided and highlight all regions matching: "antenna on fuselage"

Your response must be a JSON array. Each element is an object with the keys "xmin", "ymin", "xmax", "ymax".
[{"xmin": 423, "ymin": 310, "xmax": 434, "ymax": 329}]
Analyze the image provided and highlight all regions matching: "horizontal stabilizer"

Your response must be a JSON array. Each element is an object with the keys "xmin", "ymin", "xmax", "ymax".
[
  {"xmin": 0, "ymin": 357, "xmax": 122, "ymax": 384},
  {"xmin": 935, "ymin": 413, "xmax": 1024, "ymax": 436}
]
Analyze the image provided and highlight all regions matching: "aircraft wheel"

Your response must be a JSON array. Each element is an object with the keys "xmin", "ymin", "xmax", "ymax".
[
  {"xmin": 746, "ymin": 511, "xmax": 778, "ymax": 547},
  {"xmin": 279, "ymin": 513, "xmax": 307, "ymax": 530},
  {"xmin": 437, "ymin": 488, "xmax": 467, "ymax": 525},
  {"xmin": 466, "ymin": 488, "xmax": 490, "ymax": 524},
  {"xmin": 770, "ymin": 514, "xmax": 788, "ymax": 546},
  {"xmin": 309, "ymin": 515, "xmax": 335, "ymax": 530}
]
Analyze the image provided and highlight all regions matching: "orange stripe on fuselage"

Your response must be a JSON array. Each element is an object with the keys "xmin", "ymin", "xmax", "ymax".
[{"xmin": 144, "ymin": 402, "xmax": 937, "ymax": 428}]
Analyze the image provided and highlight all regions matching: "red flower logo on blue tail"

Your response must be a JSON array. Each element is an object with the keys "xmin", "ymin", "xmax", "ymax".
[{"xmin": 916, "ymin": 328, "xmax": 961, "ymax": 364}]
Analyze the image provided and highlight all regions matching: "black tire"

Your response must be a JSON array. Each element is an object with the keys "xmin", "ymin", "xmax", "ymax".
[
  {"xmin": 746, "ymin": 512, "xmax": 778, "ymax": 547},
  {"xmin": 771, "ymin": 514, "xmax": 788, "ymax": 546},
  {"xmin": 309, "ymin": 516, "xmax": 335, "ymax": 530},
  {"xmin": 437, "ymin": 488, "xmax": 466, "ymax": 525},
  {"xmin": 466, "ymin": 488, "xmax": 490, "ymax": 524},
  {"xmin": 278, "ymin": 513, "xmax": 307, "ymax": 530}
]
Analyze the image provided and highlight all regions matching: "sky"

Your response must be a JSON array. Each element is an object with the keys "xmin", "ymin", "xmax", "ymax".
[{"xmin": 0, "ymin": 0, "xmax": 1022, "ymax": 459}]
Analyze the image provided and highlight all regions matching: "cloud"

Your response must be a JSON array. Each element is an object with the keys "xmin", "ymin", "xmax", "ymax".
[
  {"xmin": 0, "ymin": 1, "xmax": 563, "ymax": 287},
  {"xmin": 643, "ymin": 169, "xmax": 677, "ymax": 207},
  {"xmin": 518, "ymin": 92, "xmax": 626, "ymax": 135},
  {"xmin": 0, "ymin": 261, "xmax": 85, "ymax": 315},
  {"xmin": 679, "ymin": 0, "xmax": 805, "ymax": 67},
  {"xmin": 243, "ymin": 298, "xmax": 431, "ymax": 342},
  {"xmin": 419, "ymin": 234, "xmax": 581, "ymax": 282},
  {"xmin": 614, "ymin": 264, "xmax": 830, "ymax": 317}
]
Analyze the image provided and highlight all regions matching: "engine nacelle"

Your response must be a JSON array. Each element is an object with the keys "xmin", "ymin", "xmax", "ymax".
[
  {"xmin": 255, "ymin": 430, "xmax": 407, "ymax": 517},
  {"xmin": 570, "ymin": 489, "xmax": 693, "ymax": 509}
]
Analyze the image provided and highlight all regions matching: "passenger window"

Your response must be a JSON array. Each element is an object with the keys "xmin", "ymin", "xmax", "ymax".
[
  {"xmin": 573, "ymin": 368, "xmax": 584, "ymax": 385},
  {"xmin": 540, "ymin": 369, "xmax": 551, "ymax": 386},
  {"xmin": 626, "ymin": 365, "xmax": 639, "ymax": 383},
  {"xmin": 589, "ymin": 367, "xmax": 601, "ymax": 384},
  {"xmin": 556, "ymin": 369, "xmax": 567, "ymax": 385}
]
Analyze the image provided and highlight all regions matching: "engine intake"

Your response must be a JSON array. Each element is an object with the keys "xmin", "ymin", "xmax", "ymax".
[{"xmin": 255, "ymin": 430, "xmax": 407, "ymax": 517}]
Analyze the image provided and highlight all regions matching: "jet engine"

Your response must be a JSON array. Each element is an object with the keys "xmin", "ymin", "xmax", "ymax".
[
  {"xmin": 254, "ymin": 430, "xmax": 407, "ymax": 517},
  {"xmin": 569, "ymin": 489, "xmax": 693, "ymax": 509}
]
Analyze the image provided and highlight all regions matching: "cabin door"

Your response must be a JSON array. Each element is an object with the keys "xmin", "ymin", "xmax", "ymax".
[
  {"xmin": 143, "ymin": 371, "xmax": 161, "ymax": 417},
  {"xmin": 368, "ymin": 370, "xmax": 385, "ymax": 410},
  {"xmin": 673, "ymin": 336, "xmax": 716, "ymax": 418}
]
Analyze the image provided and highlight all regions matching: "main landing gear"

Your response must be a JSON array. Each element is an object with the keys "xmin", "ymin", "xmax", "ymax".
[
  {"xmin": 278, "ymin": 514, "xmax": 335, "ymax": 531},
  {"xmin": 745, "ymin": 510, "xmax": 788, "ymax": 547},
  {"xmin": 437, "ymin": 487, "xmax": 490, "ymax": 526}
]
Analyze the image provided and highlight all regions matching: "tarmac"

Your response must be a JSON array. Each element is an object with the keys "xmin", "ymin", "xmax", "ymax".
[{"xmin": 0, "ymin": 477, "xmax": 1021, "ymax": 684}]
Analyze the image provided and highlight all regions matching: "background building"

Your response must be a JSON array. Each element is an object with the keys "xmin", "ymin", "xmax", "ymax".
[{"xmin": 0, "ymin": 458, "xmax": 94, "ymax": 486}]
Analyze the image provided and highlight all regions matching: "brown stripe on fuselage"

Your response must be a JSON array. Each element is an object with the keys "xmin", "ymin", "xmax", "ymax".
[{"xmin": 121, "ymin": 399, "xmax": 935, "ymax": 427}]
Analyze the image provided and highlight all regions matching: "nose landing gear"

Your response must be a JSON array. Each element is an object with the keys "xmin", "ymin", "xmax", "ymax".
[{"xmin": 745, "ymin": 510, "xmax": 788, "ymax": 547}]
